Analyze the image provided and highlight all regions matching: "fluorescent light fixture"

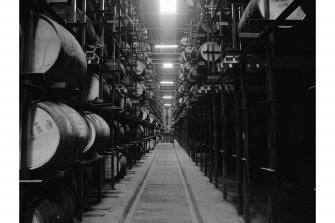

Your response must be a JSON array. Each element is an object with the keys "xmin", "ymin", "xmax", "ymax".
[
  {"xmin": 163, "ymin": 96, "xmax": 173, "ymax": 99},
  {"xmin": 154, "ymin": 45, "xmax": 178, "ymax": 48},
  {"xmin": 160, "ymin": 0, "xmax": 176, "ymax": 13},
  {"xmin": 160, "ymin": 81, "xmax": 174, "ymax": 85},
  {"xmin": 164, "ymin": 103, "xmax": 172, "ymax": 106},
  {"xmin": 163, "ymin": 63, "xmax": 173, "ymax": 68}
]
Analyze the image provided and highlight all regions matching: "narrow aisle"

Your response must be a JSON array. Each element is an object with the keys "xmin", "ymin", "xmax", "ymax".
[{"xmin": 124, "ymin": 143, "xmax": 198, "ymax": 223}]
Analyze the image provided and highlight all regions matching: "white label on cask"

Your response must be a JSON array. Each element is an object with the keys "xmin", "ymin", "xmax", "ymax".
[
  {"xmin": 104, "ymin": 155, "xmax": 119, "ymax": 179},
  {"xmin": 105, "ymin": 155, "xmax": 112, "ymax": 179},
  {"xmin": 27, "ymin": 107, "xmax": 60, "ymax": 169}
]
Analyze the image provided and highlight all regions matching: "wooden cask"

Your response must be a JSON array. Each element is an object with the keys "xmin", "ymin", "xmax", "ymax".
[
  {"xmin": 27, "ymin": 15, "xmax": 87, "ymax": 89},
  {"xmin": 83, "ymin": 112, "xmax": 110, "ymax": 155},
  {"xmin": 21, "ymin": 101, "xmax": 89, "ymax": 174}
]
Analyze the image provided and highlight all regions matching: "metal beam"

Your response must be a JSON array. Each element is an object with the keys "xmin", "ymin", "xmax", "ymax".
[
  {"xmin": 152, "ymin": 62, "xmax": 181, "ymax": 65},
  {"xmin": 154, "ymin": 67, "xmax": 181, "ymax": 69},
  {"xmin": 144, "ymin": 12, "xmax": 188, "ymax": 15},
  {"xmin": 147, "ymin": 27, "xmax": 186, "ymax": 30},
  {"xmin": 150, "ymin": 53, "xmax": 180, "ymax": 55},
  {"xmin": 152, "ymin": 58, "xmax": 180, "ymax": 61}
]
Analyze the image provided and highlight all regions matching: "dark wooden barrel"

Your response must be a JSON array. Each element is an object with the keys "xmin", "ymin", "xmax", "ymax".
[
  {"xmin": 52, "ymin": 185, "xmax": 76, "ymax": 223},
  {"xmin": 119, "ymin": 153, "xmax": 127, "ymax": 177},
  {"xmin": 189, "ymin": 84, "xmax": 199, "ymax": 96},
  {"xmin": 135, "ymin": 125, "xmax": 144, "ymax": 140},
  {"xmin": 105, "ymin": 59, "xmax": 126, "ymax": 79},
  {"xmin": 183, "ymin": 61, "xmax": 193, "ymax": 72},
  {"xmin": 50, "ymin": 3, "xmax": 99, "ymax": 44},
  {"xmin": 123, "ymin": 123, "xmax": 131, "ymax": 141},
  {"xmin": 108, "ymin": 85, "xmax": 122, "ymax": 104},
  {"xmin": 24, "ymin": 197, "xmax": 66, "ymax": 223},
  {"xmin": 197, "ymin": 18, "xmax": 218, "ymax": 34},
  {"xmin": 83, "ymin": 112, "xmax": 110, "ymax": 155},
  {"xmin": 83, "ymin": 165, "xmax": 94, "ymax": 200},
  {"xmin": 112, "ymin": 121, "xmax": 125, "ymax": 143},
  {"xmin": 197, "ymin": 42, "xmax": 221, "ymax": 62},
  {"xmin": 238, "ymin": 0, "xmax": 306, "ymax": 32},
  {"xmin": 27, "ymin": 15, "xmax": 87, "ymax": 89},
  {"xmin": 20, "ymin": 24, "xmax": 24, "ymax": 70},
  {"xmin": 57, "ymin": 102, "xmax": 89, "ymax": 157},
  {"xmin": 22, "ymin": 101, "xmax": 89, "ymax": 174},
  {"xmin": 187, "ymin": 67, "xmax": 198, "ymax": 83},
  {"xmin": 115, "ymin": 14, "xmax": 135, "ymax": 28}
]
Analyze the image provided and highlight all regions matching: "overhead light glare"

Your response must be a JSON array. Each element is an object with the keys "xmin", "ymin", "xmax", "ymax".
[
  {"xmin": 154, "ymin": 45, "xmax": 178, "ymax": 48},
  {"xmin": 160, "ymin": 0, "xmax": 176, "ymax": 13},
  {"xmin": 163, "ymin": 63, "xmax": 173, "ymax": 68},
  {"xmin": 164, "ymin": 103, "xmax": 172, "ymax": 106},
  {"xmin": 160, "ymin": 81, "xmax": 174, "ymax": 85},
  {"xmin": 163, "ymin": 96, "xmax": 173, "ymax": 99}
]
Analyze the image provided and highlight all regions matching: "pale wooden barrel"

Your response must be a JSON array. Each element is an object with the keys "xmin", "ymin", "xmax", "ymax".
[
  {"xmin": 84, "ymin": 73, "xmax": 110, "ymax": 102},
  {"xmin": 133, "ymin": 82, "xmax": 146, "ymax": 98},
  {"xmin": 22, "ymin": 101, "xmax": 89, "ymax": 174},
  {"xmin": 136, "ymin": 106, "xmax": 148, "ymax": 120},
  {"xmin": 119, "ymin": 96, "xmax": 133, "ymax": 113},
  {"xmin": 83, "ymin": 112, "xmax": 110, "ymax": 155},
  {"xmin": 135, "ymin": 61, "xmax": 146, "ymax": 76},
  {"xmin": 144, "ymin": 109, "xmax": 150, "ymax": 121},
  {"xmin": 197, "ymin": 42, "xmax": 221, "ymax": 62},
  {"xmin": 149, "ymin": 114, "xmax": 155, "ymax": 124},
  {"xmin": 27, "ymin": 15, "xmax": 87, "ymax": 89},
  {"xmin": 149, "ymin": 139, "xmax": 155, "ymax": 150},
  {"xmin": 183, "ymin": 61, "xmax": 193, "ymax": 72}
]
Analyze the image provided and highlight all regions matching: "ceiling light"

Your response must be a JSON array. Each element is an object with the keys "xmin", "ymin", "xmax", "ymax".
[
  {"xmin": 163, "ymin": 63, "xmax": 173, "ymax": 68},
  {"xmin": 160, "ymin": 81, "xmax": 174, "ymax": 85},
  {"xmin": 160, "ymin": 0, "xmax": 176, "ymax": 13},
  {"xmin": 164, "ymin": 103, "xmax": 172, "ymax": 106},
  {"xmin": 163, "ymin": 96, "xmax": 173, "ymax": 99},
  {"xmin": 154, "ymin": 45, "xmax": 178, "ymax": 48}
]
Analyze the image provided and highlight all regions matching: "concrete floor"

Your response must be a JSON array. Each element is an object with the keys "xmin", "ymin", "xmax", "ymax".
[
  {"xmin": 82, "ymin": 142, "xmax": 243, "ymax": 223},
  {"xmin": 124, "ymin": 143, "xmax": 196, "ymax": 223}
]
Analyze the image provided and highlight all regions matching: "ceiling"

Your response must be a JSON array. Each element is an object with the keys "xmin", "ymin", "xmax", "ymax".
[{"xmin": 142, "ymin": 0, "xmax": 188, "ymax": 100}]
